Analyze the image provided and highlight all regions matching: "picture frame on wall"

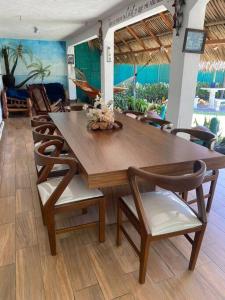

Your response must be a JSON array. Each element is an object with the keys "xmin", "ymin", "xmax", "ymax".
[
  {"xmin": 182, "ymin": 28, "xmax": 207, "ymax": 54},
  {"xmin": 67, "ymin": 54, "xmax": 74, "ymax": 64}
]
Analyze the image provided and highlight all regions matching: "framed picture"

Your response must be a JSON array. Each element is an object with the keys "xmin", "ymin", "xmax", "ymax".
[
  {"xmin": 183, "ymin": 28, "xmax": 206, "ymax": 54},
  {"xmin": 67, "ymin": 54, "xmax": 74, "ymax": 64}
]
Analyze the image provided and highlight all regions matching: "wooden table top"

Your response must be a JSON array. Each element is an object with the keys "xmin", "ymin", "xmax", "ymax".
[{"xmin": 50, "ymin": 111, "xmax": 225, "ymax": 188}]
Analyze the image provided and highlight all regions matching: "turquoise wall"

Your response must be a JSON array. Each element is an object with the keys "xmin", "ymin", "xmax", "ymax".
[
  {"xmin": 75, "ymin": 42, "xmax": 225, "ymax": 100},
  {"xmin": 75, "ymin": 43, "xmax": 101, "ymax": 101},
  {"xmin": 0, "ymin": 38, "xmax": 67, "ymax": 88}
]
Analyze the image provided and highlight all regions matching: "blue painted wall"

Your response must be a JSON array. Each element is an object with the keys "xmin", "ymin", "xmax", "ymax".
[{"xmin": 0, "ymin": 38, "xmax": 67, "ymax": 89}]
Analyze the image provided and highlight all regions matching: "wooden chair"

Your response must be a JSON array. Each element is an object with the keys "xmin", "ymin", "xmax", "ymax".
[
  {"xmin": 171, "ymin": 128, "xmax": 218, "ymax": 212},
  {"xmin": 28, "ymin": 84, "xmax": 70, "ymax": 115},
  {"xmin": 123, "ymin": 110, "xmax": 144, "ymax": 120},
  {"xmin": 117, "ymin": 160, "xmax": 207, "ymax": 284},
  {"xmin": 1, "ymin": 89, "xmax": 32, "ymax": 118},
  {"xmin": 34, "ymin": 139, "xmax": 106, "ymax": 255},
  {"xmin": 140, "ymin": 116, "xmax": 173, "ymax": 132},
  {"xmin": 32, "ymin": 123, "xmax": 70, "ymax": 162},
  {"xmin": 31, "ymin": 115, "xmax": 53, "ymax": 127}
]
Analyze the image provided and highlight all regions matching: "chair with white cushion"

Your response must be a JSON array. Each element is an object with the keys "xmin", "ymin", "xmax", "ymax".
[
  {"xmin": 117, "ymin": 160, "xmax": 207, "ymax": 284},
  {"xmin": 171, "ymin": 128, "xmax": 218, "ymax": 212},
  {"xmin": 34, "ymin": 139, "xmax": 105, "ymax": 255}
]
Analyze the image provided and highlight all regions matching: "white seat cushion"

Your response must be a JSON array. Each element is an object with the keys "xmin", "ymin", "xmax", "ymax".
[
  {"xmin": 122, "ymin": 191, "xmax": 202, "ymax": 236},
  {"xmin": 35, "ymin": 141, "xmax": 55, "ymax": 152},
  {"xmin": 205, "ymin": 170, "xmax": 213, "ymax": 177},
  {"xmin": 37, "ymin": 164, "xmax": 68, "ymax": 172},
  {"xmin": 38, "ymin": 175, "xmax": 103, "ymax": 206}
]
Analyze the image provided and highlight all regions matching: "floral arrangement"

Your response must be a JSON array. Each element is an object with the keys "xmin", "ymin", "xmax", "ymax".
[{"xmin": 83, "ymin": 96, "xmax": 122, "ymax": 130}]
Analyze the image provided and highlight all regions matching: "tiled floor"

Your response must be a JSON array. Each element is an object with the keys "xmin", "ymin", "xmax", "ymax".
[{"xmin": 1, "ymin": 117, "xmax": 225, "ymax": 300}]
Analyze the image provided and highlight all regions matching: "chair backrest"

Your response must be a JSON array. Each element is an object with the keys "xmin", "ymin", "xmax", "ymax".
[
  {"xmin": 171, "ymin": 128, "xmax": 216, "ymax": 150},
  {"xmin": 28, "ymin": 84, "xmax": 51, "ymax": 114},
  {"xmin": 32, "ymin": 123, "xmax": 64, "ymax": 145},
  {"xmin": 123, "ymin": 110, "xmax": 144, "ymax": 120},
  {"xmin": 127, "ymin": 160, "xmax": 207, "ymax": 234},
  {"xmin": 140, "ymin": 116, "xmax": 173, "ymax": 132},
  {"xmin": 34, "ymin": 140, "xmax": 78, "ymax": 209},
  {"xmin": 31, "ymin": 115, "xmax": 53, "ymax": 127}
]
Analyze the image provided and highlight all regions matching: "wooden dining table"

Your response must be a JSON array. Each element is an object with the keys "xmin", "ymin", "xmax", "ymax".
[{"xmin": 50, "ymin": 111, "xmax": 225, "ymax": 189}]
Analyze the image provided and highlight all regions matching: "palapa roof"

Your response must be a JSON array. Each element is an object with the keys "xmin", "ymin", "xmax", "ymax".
[{"xmin": 89, "ymin": 0, "xmax": 225, "ymax": 71}]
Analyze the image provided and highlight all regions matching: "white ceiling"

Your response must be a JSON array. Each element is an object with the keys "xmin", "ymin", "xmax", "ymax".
[{"xmin": 0, "ymin": 0, "xmax": 131, "ymax": 41}]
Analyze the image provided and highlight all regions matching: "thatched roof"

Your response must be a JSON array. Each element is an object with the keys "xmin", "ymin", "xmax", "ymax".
[{"xmin": 89, "ymin": 0, "xmax": 225, "ymax": 70}]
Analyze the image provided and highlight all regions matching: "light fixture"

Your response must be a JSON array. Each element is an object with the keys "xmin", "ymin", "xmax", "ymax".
[{"xmin": 33, "ymin": 26, "xmax": 39, "ymax": 34}]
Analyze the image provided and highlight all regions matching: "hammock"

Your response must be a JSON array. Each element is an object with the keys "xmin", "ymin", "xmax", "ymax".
[{"xmin": 71, "ymin": 79, "xmax": 127, "ymax": 99}]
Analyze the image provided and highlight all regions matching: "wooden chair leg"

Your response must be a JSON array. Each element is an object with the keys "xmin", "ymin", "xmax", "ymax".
[
  {"xmin": 182, "ymin": 191, "xmax": 188, "ymax": 201},
  {"xmin": 189, "ymin": 228, "xmax": 205, "ymax": 270},
  {"xmin": 206, "ymin": 172, "xmax": 219, "ymax": 213},
  {"xmin": 46, "ymin": 213, "xmax": 57, "ymax": 256},
  {"xmin": 116, "ymin": 200, "xmax": 122, "ymax": 246},
  {"xmin": 139, "ymin": 237, "xmax": 150, "ymax": 284},
  {"xmin": 98, "ymin": 198, "xmax": 105, "ymax": 243}
]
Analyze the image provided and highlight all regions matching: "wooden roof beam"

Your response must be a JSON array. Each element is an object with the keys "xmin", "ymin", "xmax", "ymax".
[
  {"xmin": 115, "ymin": 44, "xmax": 171, "ymax": 56},
  {"xmin": 126, "ymin": 26, "xmax": 147, "ymax": 50},
  {"xmin": 115, "ymin": 32, "xmax": 138, "ymax": 64},
  {"xmin": 140, "ymin": 20, "xmax": 170, "ymax": 63},
  {"xmin": 159, "ymin": 12, "xmax": 173, "ymax": 30}
]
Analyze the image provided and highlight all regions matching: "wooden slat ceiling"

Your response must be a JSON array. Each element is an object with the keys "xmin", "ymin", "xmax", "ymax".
[{"xmin": 89, "ymin": 0, "xmax": 225, "ymax": 70}]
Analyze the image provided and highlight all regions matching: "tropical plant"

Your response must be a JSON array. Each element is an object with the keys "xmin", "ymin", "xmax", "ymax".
[
  {"xmin": 16, "ymin": 60, "xmax": 51, "ymax": 88},
  {"xmin": 1, "ymin": 42, "xmax": 33, "ymax": 87}
]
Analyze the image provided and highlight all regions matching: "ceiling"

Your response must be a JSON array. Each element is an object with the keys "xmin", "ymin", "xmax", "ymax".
[{"xmin": 0, "ymin": 0, "xmax": 130, "ymax": 41}]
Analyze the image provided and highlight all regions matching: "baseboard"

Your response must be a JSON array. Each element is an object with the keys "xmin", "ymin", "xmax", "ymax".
[{"xmin": 0, "ymin": 121, "xmax": 4, "ymax": 140}]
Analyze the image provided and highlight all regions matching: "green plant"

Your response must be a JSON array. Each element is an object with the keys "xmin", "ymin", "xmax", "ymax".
[
  {"xmin": 1, "ymin": 42, "xmax": 33, "ymax": 88},
  {"xmin": 16, "ymin": 60, "xmax": 51, "ymax": 88},
  {"xmin": 209, "ymin": 117, "xmax": 220, "ymax": 135}
]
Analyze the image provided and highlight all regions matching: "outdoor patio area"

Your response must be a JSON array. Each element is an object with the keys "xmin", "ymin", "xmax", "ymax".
[{"xmin": 1, "ymin": 117, "xmax": 225, "ymax": 299}]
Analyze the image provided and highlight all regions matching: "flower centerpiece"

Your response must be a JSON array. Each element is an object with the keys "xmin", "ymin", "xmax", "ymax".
[{"xmin": 83, "ymin": 96, "xmax": 122, "ymax": 131}]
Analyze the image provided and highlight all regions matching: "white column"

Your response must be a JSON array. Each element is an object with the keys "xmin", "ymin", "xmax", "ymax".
[
  {"xmin": 100, "ymin": 25, "xmax": 114, "ymax": 104},
  {"xmin": 66, "ymin": 45, "xmax": 77, "ymax": 101},
  {"xmin": 167, "ymin": 0, "xmax": 209, "ymax": 128}
]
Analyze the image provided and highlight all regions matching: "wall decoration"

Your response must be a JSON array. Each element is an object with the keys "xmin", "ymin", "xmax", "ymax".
[
  {"xmin": 0, "ymin": 38, "xmax": 67, "ymax": 89},
  {"xmin": 98, "ymin": 20, "xmax": 103, "ymax": 54},
  {"xmin": 108, "ymin": 0, "xmax": 163, "ymax": 27},
  {"xmin": 183, "ymin": 28, "xmax": 206, "ymax": 54},
  {"xmin": 67, "ymin": 54, "xmax": 74, "ymax": 64},
  {"xmin": 173, "ymin": 0, "xmax": 185, "ymax": 36}
]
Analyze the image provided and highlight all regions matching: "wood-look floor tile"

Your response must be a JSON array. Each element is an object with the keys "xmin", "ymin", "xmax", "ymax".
[
  {"xmin": 203, "ymin": 241, "xmax": 225, "ymax": 271},
  {"xmin": 197, "ymin": 261, "xmax": 225, "ymax": 298},
  {"xmin": 16, "ymin": 245, "xmax": 45, "ymax": 300},
  {"xmin": 74, "ymin": 284, "xmax": 105, "ymax": 300},
  {"xmin": 88, "ymin": 241, "xmax": 129, "ymax": 299},
  {"xmin": 146, "ymin": 247, "xmax": 174, "ymax": 283},
  {"xmin": 31, "ymin": 189, "xmax": 42, "ymax": 217},
  {"xmin": 153, "ymin": 239, "xmax": 188, "ymax": 275},
  {"xmin": 124, "ymin": 272, "xmax": 165, "ymax": 300},
  {"xmin": 0, "ymin": 264, "xmax": 15, "ymax": 300},
  {"xmin": 0, "ymin": 223, "xmax": 15, "ymax": 266},
  {"xmin": 16, "ymin": 211, "xmax": 37, "ymax": 250},
  {"xmin": 61, "ymin": 236, "xmax": 97, "ymax": 291},
  {"xmin": 16, "ymin": 173, "xmax": 31, "ymax": 189},
  {"xmin": 107, "ymin": 225, "xmax": 139, "ymax": 274},
  {"xmin": 0, "ymin": 196, "xmax": 15, "ymax": 225},
  {"xmin": 41, "ymin": 253, "xmax": 74, "ymax": 300},
  {"xmin": 157, "ymin": 271, "xmax": 222, "ymax": 300},
  {"xmin": 16, "ymin": 188, "xmax": 33, "ymax": 214},
  {"xmin": 0, "ymin": 175, "xmax": 15, "ymax": 197},
  {"xmin": 170, "ymin": 235, "xmax": 211, "ymax": 267}
]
